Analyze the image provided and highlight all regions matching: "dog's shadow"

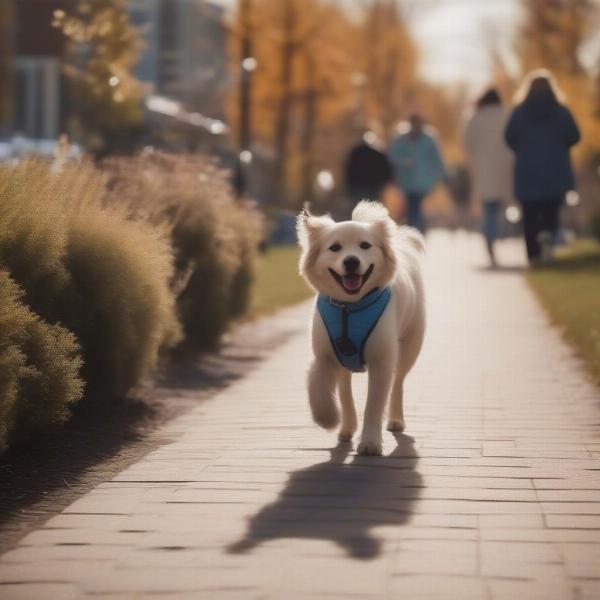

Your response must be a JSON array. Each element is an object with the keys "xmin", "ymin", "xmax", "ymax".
[{"xmin": 228, "ymin": 434, "xmax": 423, "ymax": 560}]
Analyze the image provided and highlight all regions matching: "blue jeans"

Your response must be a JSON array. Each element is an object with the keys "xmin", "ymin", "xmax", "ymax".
[
  {"xmin": 482, "ymin": 200, "xmax": 502, "ymax": 243},
  {"xmin": 406, "ymin": 193, "xmax": 425, "ymax": 233}
]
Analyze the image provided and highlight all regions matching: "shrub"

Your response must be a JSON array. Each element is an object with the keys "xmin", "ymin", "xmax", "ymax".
[
  {"xmin": 0, "ymin": 159, "xmax": 180, "ymax": 402},
  {"xmin": 65, "ymin": 208, "xmax": 181, "ymax": 399},
  {"xmin": 0, "ymin": 159, "xmax": 71, "ymax": 323},
  {"xmin": 104, "ymin": 152, "xmax": 262, "ymax": 351},
  {"xmin": 0, "ymin": 269, "xmax": 83, "ymax": 450}
]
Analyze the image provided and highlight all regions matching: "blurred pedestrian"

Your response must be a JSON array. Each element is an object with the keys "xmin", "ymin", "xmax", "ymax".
[
  {"xmin": 505, "ymin": 70, "xmax": 580, "ymax": 265},
  {"xmin": 446, "ymin": 163, "xmax": 472, "ymax": 231},
  {"xmin": 464, "ymin": 87, "xmax": 513, "ymax": 267},
  {"xmin": 343, "ymin": 131, "xmax": 393, "ymax": 217},
  {"xmin": 388, "ymin": 113, "xmax": 446, "ymax": 233}
]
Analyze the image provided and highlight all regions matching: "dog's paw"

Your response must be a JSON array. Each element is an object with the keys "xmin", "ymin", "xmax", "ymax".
[
  {"xmin": 357, "ymin": 440, "xmax": 383, "ymax": 456},
  {"xmin": 311, "ymin": 403, "xmax": 340, "ymax": 430},
  {"xmin": 387, "ymin": 419, "xmax": 406, "ymax": 433},
  {"xmin": 338, "ymin": 430, "xmax": 354, "ymax": 442}
]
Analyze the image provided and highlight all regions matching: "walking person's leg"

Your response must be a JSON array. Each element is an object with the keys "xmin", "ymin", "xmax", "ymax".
[
  {"xmin": 539, "ymin": 200, "xmax": 561, "ymax": 239},
  {"xmin": 482, "ymin": 200, "xmax": 501, "ymax": 267},
  {"xmin": 406, "ymin": 193, "xmax": 425, "ymax": 233},
  {"xmin": 537, "ymin": 200, "xmax": 561, "ymax": 264},
  {"xmin": 521, "ymin": 202, "xmax": 541, "ymax": 263}
]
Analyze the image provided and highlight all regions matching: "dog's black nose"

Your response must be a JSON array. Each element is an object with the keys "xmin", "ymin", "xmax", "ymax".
[{"xmin": 343, "ymin": 255, "xmax": 360, "ymax": 273}]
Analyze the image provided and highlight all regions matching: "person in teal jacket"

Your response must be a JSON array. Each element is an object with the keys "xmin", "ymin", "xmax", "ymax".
[{"xmin": 388, "ymin": 113, "xmax": 447, "ymax": 232}]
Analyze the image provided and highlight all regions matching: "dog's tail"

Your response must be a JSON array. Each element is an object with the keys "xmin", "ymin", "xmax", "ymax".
[{"xmin": 399, "ymin": 226, "xmax": 426, "ymax": 255}]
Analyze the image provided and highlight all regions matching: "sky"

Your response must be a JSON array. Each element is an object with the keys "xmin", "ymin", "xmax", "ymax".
[{"xmin": 407, "ymin": 0, "xmax": 521, "ymax": 89}]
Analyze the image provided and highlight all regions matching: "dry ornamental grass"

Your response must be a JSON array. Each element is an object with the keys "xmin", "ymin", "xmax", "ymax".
[
  {"xmin": 0, "ymin": 154, "xmax": 262, "ymax": 451},
  {"xmin": 104, "ymin": 152, "xmax": 263, "ymax": 352},
  {"xmin": 0, "ymin": 269, "xmax": 83, "ymax": 450}
]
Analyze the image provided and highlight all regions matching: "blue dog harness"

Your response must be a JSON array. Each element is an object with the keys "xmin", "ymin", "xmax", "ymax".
[{"xmin": 317, "ymin": 287, "xmax": 392, "ymax": 373}]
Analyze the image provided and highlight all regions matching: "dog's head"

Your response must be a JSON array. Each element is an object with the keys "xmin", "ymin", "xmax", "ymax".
[{"xmin": 297, "ymin": 201, "xmax": 397, "ymax": 301}]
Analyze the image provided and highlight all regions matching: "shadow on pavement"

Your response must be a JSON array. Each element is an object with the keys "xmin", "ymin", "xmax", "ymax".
[
  {"xmin": 0, "ymin": 343, "xmax": 280, "ymax": 553},
  {"xmin": 228, "ymin": 434, "xmax": 422, "ymax": 560}
]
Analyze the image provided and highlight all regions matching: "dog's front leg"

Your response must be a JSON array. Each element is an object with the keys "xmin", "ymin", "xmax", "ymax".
[
  {"xmin": 307, "ymin": 359, "xmax": 340, "ymax": 430},
  {"xmin": 337, "ymin": 369, "xmax": 356, "ymax": 442},
  {"xmin": 357, "ymin": 362, "xmax": 395, "ymax": 456}
]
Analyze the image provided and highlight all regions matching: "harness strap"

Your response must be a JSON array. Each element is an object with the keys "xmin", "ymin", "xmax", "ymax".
[
  {"xmin": 335, "ymin": 308, "xmax": 357, "ymax": 357},
  {"xmin": 317, "ymin": 287, "xmax": 392, "ymax": 372}
]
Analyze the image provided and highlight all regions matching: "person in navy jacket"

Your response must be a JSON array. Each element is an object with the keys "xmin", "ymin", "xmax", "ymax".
[
  {"xmin": 343, "ymin": 131, "xmax": 394, "ymax": 217},
  {"xmin": 505, "ymin": 69, "xmax": 580, "ymax": 264}
]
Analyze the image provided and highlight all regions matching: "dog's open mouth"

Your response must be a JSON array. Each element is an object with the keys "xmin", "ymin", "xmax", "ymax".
[{"xmin": 329, "ymin": 264, "xmax": 374, "ymax": 295}]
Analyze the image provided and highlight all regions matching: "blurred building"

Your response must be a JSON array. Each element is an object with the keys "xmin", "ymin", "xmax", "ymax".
[
  {"xmin": 1, "ymin": 0, "xmax": 229, "ymax": 155},
  {"xmin": 0, "ymin": 0, "xmax": 71, "ymax": 142},
  {"xmin": 129, "ymin": 0, "xmax": 228, "ymax": 120}
]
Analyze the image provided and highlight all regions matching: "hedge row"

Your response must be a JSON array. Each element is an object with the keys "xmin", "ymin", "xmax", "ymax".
[{"xmin": 0, "ymin": 154, "xmax": 260, "ymax": 451}]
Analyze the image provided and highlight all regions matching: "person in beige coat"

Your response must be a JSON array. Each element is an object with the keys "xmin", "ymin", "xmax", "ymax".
[{"xmin": 464, "ymin": 88, "xmax": 513, "ymax": 266}]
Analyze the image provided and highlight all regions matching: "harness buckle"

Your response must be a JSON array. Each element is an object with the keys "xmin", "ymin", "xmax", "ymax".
[{"xmin": 334, "ymin": 336, "xmax": 358, "ymax": 357}]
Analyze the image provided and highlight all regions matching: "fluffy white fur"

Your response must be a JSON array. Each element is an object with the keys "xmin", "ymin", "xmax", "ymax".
[{"xmin": 297, "ymin": 201, "xmax": 425, "ymax": 456}]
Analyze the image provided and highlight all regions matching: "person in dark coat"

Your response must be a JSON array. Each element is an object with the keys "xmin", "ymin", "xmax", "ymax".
[
  {"xmin": 504, "ymin": 69, "xmax": 580, "ymax": 264},
  {"xmin": 343, "ymin": 131, "xmax": 393, "ymax": 214}
]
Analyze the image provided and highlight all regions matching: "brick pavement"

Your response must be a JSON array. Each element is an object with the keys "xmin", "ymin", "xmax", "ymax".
[{"xmin": 1, "ymin": 231, "xmax": 599, "ymax": 599}]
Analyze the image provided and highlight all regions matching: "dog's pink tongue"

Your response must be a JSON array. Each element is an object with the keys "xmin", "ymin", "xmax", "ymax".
[{"xmin": 343, "ymin": 275, "xmax": 362, "ymax": 291}]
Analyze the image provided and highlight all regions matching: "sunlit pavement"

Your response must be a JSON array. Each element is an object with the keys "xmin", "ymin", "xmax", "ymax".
[{"xmin": 1, "ymin": 231, "xmax": 599, "ymax": 600}]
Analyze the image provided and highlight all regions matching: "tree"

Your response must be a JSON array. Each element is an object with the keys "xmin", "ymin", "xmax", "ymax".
[
  {"xmin": 227, "ymin": 0, "xmax": 355, "ymax": 205},
  {"xmin": 519, "ymin": 0, "xmax": 590, "ymax": 76},
  {"xmin": 53, "ymin": 0, "xmax": 146, "ymax": 155},
  {"xmin": 0, "ymin": 0, "xmax": 13, "ymax": 125},
  {"xmin": 481, "ymin": 19, "xmax": 519, "ymax": 103},
  {"xmin": 226, "ymin": 0, "xmax": 420, "ymax": 207},
  {"xmin": 295, "ymin": 3, "xmax": 357, "ymax": 204},
  {"xmin": 229, "ymin": 0, "xmax": 256, "ymax": 197},
  {"xmin": 238, "ymin": 0, "xmax": 254, "ymax": 156},
  {"xmin": 359, "ymin": 0, "xmax": 419, "ymax": 141},
  {"xmin": 516, "ymin": 0, "xmax": 600, "ymax": 165}
]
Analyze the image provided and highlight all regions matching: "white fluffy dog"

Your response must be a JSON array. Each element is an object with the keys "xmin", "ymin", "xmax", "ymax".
[{"xmin": 297, "ymin": 201, "xmax": 425, "ymax": 456}]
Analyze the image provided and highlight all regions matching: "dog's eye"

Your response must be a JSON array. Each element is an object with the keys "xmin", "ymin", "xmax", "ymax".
[
  {"xmin": 359, "ymin": 242, "xmax": 372, "ymax": 250},
  {"xmin": 329, "ymin": 243, "xmax": 342, "ymax": 252}
]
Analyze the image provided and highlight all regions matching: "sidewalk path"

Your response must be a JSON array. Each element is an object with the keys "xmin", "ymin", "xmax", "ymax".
[{"xmin": 1, "ymin": 232, "xmax": 599, "ymax": 600}]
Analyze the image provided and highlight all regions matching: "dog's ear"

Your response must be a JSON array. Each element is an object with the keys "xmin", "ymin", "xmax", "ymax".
[
  {"xmin": 296, "ymin": 208, "xmax": 334, "ymax": 250},
  {"xmin": 372, "ymin": 219, "xmax": 398, "ymax": 275},
  {"xmin": 296, "ymin": 208, "xmax": 334, "ymax": 275}
]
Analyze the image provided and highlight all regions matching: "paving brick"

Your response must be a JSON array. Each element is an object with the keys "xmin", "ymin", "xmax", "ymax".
[
  {"xmin": 561, "ymin": 543, "xmax": 600, "ymax": 578},
  {"xmin": 389, "ymin": 574, "xmax": 485, "ymax": 599},
  {"xmin": 575, "ymin": 580, "xmax": 600, "ymax": 600},
  {"xmin": 393, "ymin": 539, "xmax": 478, "ymax": 576},
  {"xmin": 0, "ymin": 583, "xmax": 79, "ymax": 599},
  {"xmin": 545, "ymin": 515, "xmax": 600, "ymax": 529},
  {"xmin": 486, "ymin": 578, "xmax": 575, "ymax": 600}
]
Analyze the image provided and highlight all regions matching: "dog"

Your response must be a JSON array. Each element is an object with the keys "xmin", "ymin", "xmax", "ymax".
[{"xmin": 297, "ymin": 201, "xmax": 425, "ymax": 456}]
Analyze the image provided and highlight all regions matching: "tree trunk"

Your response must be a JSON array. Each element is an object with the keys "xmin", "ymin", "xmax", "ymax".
[
  {"xmin": 301, "ymin": 50, "xmax": 318, "ymax": 206},
  {"xmin": 274, "ymin": 0, "xmax": 295, "ymax": 204},
  {"xmin": 0, "ymin": 0, "xmax": 14, "ymax": 124},
  {"xmin": 239, "ymin": 0, "xmax": 253, "ymax": 153},
  {"xmin": 236, "ymin": 0, "xmax": 253, "ymax": 197}
]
